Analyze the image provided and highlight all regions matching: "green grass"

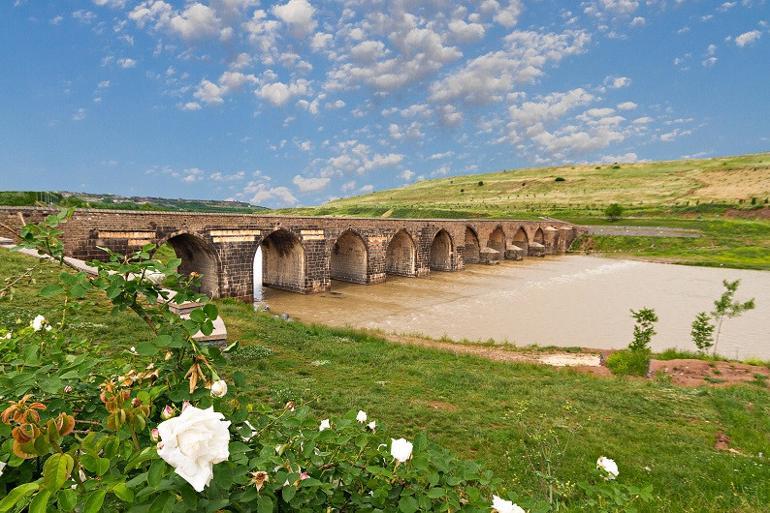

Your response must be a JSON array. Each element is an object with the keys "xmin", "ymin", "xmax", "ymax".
[{"xmin": 2, "ymin": 247, "xmax": 770, "ymax": 512}]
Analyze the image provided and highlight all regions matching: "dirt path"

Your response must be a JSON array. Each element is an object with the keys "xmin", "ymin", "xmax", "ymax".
[
  {"xmin": 382, "ymin": 333, "xmax": 604, "ymax": 368},
  {"xmin": 583, "ymin": 225, "xmax": 702, "ymax": 237}
]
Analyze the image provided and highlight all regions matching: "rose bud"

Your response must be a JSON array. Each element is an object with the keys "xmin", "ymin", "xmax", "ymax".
[
  {"xmin": 150, "ymin": 428, "xmax": 160, "ymax": 442},
  {"xmin": 160, "ymin": 405, "xmax": 176, "ymax": 420},
  {"xmin": 210, "ymin": 380, "xmax": 228, "ymax": 398}
]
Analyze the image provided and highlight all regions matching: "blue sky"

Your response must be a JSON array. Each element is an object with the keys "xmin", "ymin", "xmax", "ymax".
[{"xmin": 1, "ymin": 0, "xmax": 768, "ymax": 207}]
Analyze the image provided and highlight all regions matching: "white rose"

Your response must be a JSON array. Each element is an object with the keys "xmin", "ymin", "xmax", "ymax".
[
  {"xmin": 356, "ymin": 410, "xmax": 367, "ymax": 423},
  {"xmin": 31, "ymin": 315, "xmax": 46, "ymax": 332},
  {"xmin": 597, "ymin": 456, "xmax": 619, "ymax": 480},
  {"xmin": 3, "ymin": 332, "xmax": 11, "ymax": 340},
  {"xmin": 157, "ymin": 405, "xmax": 231, "ymax": 492},
  {"xmin": 210, "ymin": 380, "xmax": 228, "ymax": 398},
  {"xmin": 390, "ymin": 438, "xmax": 413, "ymax": 463},
  {"xmin": 367, "ymin": 421, "xmax": 376, "ymax": 431},
  {"xmin": 0, "ymin": 461, "xmax": 5, "ymax": 477},
  {"xmin": 319, "ymin": 419, "xmax": 331, "ymax": 431},
  {"xmin": 492, "ymin": 495, "xmax": 525, "ymax": 513}
]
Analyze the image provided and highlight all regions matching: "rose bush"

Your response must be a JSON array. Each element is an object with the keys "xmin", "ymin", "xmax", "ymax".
[{"xmin": 0, "ymin": 210, "xmax": 653, "ymax": 512}]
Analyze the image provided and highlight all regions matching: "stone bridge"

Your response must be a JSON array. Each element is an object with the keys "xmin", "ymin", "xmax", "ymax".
[{"xmin": 1, "ymin": 207, "xmax": 581, "ymax": 301}]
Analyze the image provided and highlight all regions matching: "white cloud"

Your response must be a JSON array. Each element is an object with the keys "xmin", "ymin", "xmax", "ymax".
[
  {"xmin": 246, "ymin": 182, "xmax": 298, "ymax": 205},
  {"xmin": 180, "ymin": 101, "xmax": 202, "ymax": 111},
  {"xmin": 359, "ymin": 184, "xmax": 374, "ymax": 194},
  {"xmin": 72, "ymin": 108, "xmax": 87, "ymax": 121},
  {"xmin": 494, "ymin": 0, "xmax": 523, "ymax": 27},
  {"xmin": 272, "ymin": 0, "xmax": 316, "ymax": 37},
  {"xmin": 448, "ymin": 19, "xmax": 485, "ymax": 43},
  {"xmin": 600, "ymin": 152, "xmax": 638, "ymax": 163},
  {"xmin": 399, "ymin": 169, "xmax": 415, "ymax": 181},
  {"xmin": 117, "ymin": 58, "xmax": 136, "ymax": 68},
  {"xmin": 310, "ymin": 32, "xmax": 332, "ymax": 52},
  {"xmin": 429, "ymin": 30, "xmax": 590, "ymax": 105},
  {"xmin": 735, "ymin": 30, "xmax": 761, "ymax": 47},
  {"xmin": 630, "ymin": 16, "xmax": 645, "ymax": 27},
  {"xmin": 604, "ymin": 75, "xmax": 631, "ymax": 89},
  {"xmin": 293, "ymin": 175, "xmax": 330, "ymax": 192},
  {"xmin": 257, "ymin": 80, "xmax": 311, "ymax": 106},
  {"xmin": 660, "ymin": 128, "xmax": 692, "ymax": 142},
  {"xmin": 428, "ymin": 151, "xmax": 454, "ymax": 160},
  {"xmin": 617, "ymin": 101, "xmax": 637, "ymax": 110}
]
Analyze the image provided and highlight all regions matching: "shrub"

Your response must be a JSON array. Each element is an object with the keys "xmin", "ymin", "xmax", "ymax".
[
  {"xmin": 604, "ymin": 203, "xmax": 624, "ymax": 221},
  {"xmin": 606, "ymin": 350, "xmax": 650, "ymax": 377},
  {"xmin": 690, "ymin": 312, "xmax": 715, "ymax": 353},
  {"xmin": 629, "ymin": 307, "xmax": 658, "ymax": 352},
  {"xmin": 477, "ymin": 181, "xmax": 484, "ymax": 186},
  {"xmin": 554, "ymin": 177, "xmax": 566, "ymax": 182}
]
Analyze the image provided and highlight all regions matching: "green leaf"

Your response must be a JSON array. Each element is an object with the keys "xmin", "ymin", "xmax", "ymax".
[
  {"xmin": 148, "ymin": 492, "xmax": 175, "ymax": 513},
  {"xmin": 57, "ymin": 489, "xmax": 78, "ymax": 512},
  {"xmin": 29, "ymin": 490, "xmax": 51, "ymax": 513},
  {"xmin": 82, "ymin": 490, "xmax": 107, "ymax": 513},
  {"xmin": 148, "ymin": 459, "xmax": 166, "ymax": 487},
  {"xmin": 398, "ymin": 495, "xmax": 419, "ymax": 513},
  {"xmin": 0, "ymin": 483, "xmax": 40, "ymax": 513},
  {"xmin": 39, "ymin": 284, "xmax": 64, "ymax": 297},
  {"xmin": 189, "ymin": 309, "xmax": 206, "ymax": 323},
  {"xmin": 257, "ymin": 496, "xmax": 274, "ymax": 513},
  {"xmin": 42, "ymin": 453, "xmax": 74, "ymax": 492},
  {"xmin": 203, "ymin": 303, "xmax": 218, "ymax": 319},
  {"xmin": 135, "ymin": 341, "xmax": 159, "ymax": 356},
  {"xmin": 282, "ymin": 485, "xmax": 296, "ymax": 503},
  {"xmin": 112, "ymin": 483, "xmax": 134, "ymax": 502},
  {"xmin": 427, "ymin": 487, "xmax": 445, "ymax": 498},
  {"xmin": 82, "ymin": 454, "xmax": 110, "ymax": 476}
]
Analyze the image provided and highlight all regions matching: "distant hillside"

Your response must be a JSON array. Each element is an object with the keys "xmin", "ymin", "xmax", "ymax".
[
  {"xmin": 0, "ymin": 191, "xmax": 268, "ymax": 214},
  {"xmin": 282, "ymin": 152, "xmax": 770, "ymax": 219}
]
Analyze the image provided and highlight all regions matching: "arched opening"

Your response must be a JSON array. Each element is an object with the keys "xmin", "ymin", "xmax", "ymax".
[
  {"xmin": 463, "ymin": 226, "xmax": 480, "ymax": 264},
  {"xmin": 330, "ymin": 230, "xmax": 368, "ymax": 284},
  {"xmin": 488, "ymin": 226, "xmax": 506, "ymax": 254},
  {"xmin": 386, "ymin": 229, "xmax": 416, "ymax": 276},
  {"xmin": 429, "ymin": 229, "xmax": 453, "ymax": 271},
  {"xmin": 534, "ymin": 228, "xmax": 545, "ymax": 245},
  {"xmin": 513, "ymin": 227, "xmax": 528, "ymax": 245},
  {"xmin": 165, "ymin": 233, "xmax": 220, "ymax": 298},
  {"xmin": 257, "ymin": 229, "xmax": 306, "ymax": 293}
]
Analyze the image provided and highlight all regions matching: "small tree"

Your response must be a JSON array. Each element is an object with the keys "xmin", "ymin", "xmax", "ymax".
[
  {"xmin": 604, "ymin": 203, "xmax": 624, "ymax": 221},
  {"xmin": 711, "ymin": 279, "xmax": 756, "ymax": 356},
  {"xmin": 690, "ymin": 312, "xmax": 715, "ymax": 353},
  {"xmin": 629, "ymin": 307, "xmax": 658, "ymax": 352}
]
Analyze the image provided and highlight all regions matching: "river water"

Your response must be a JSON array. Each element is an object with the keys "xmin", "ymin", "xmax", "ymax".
[{"xmin": 260, "ymin": 256, "xmax": 770, "ymax": 360}]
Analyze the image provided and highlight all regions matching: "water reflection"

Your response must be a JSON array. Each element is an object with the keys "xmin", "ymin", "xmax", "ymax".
[{"xmin": 259, "ymin": 256, "xmax": 770, "ymax": 359}]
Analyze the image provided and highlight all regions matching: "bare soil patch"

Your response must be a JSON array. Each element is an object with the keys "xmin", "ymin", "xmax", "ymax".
[
  {"xmin": 725, "ymin": 207, "xmax": 770, "ymax": 220},
  {"xmin": 649, "ymin": 358, "xmax": 770, "ymax": 387}
]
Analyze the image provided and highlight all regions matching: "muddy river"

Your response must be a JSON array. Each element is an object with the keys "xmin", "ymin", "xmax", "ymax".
[{"xmin": 258, "ymin": 256, "xmax": 770, "ymax": 359}]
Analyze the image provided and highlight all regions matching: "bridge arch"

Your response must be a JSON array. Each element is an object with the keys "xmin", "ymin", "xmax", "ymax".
[
  {"xmin": 533, "ymin": 227, "xmax": 545, "ymax": 245},
  {"xmin": 330, "ymin": 229, "xmax": 368, "ymax": 284},
  {"xmin": 513, "ymin": 226, "xmax": 528, "ymax": 247},
  {"xmin": 487, "ymin": 225, "xmax": 506, "ymax": 254},
  {"xmin": 163, "ymin": 232, "xmax": 221, "ymax": 298},
  {"xmin": 386, "ymin": 229, "xmax": 416, "ymax": 276},
  {"xmin": 257, "ymin": 229, "xmax": 306, "ymax": 293},
  {"xmin": 429, "ymin": 229, "xmax": 453, "ymax": 271},
  {"xmin": 463, "ymin": 226, "xmax": 480, "ymax": 264}
]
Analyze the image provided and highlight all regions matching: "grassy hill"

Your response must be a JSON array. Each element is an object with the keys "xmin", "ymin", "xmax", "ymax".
[
  {"xmin": 0, "ymin": 190, "xmax": 267, "ymax": 214},
  {"xmin": 285, "ymin": 153, "xmax": 770, "ymax": 219},
  {"xmin": 280, "ymin": 153, "xmax": 770, "ymax": 270}
]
